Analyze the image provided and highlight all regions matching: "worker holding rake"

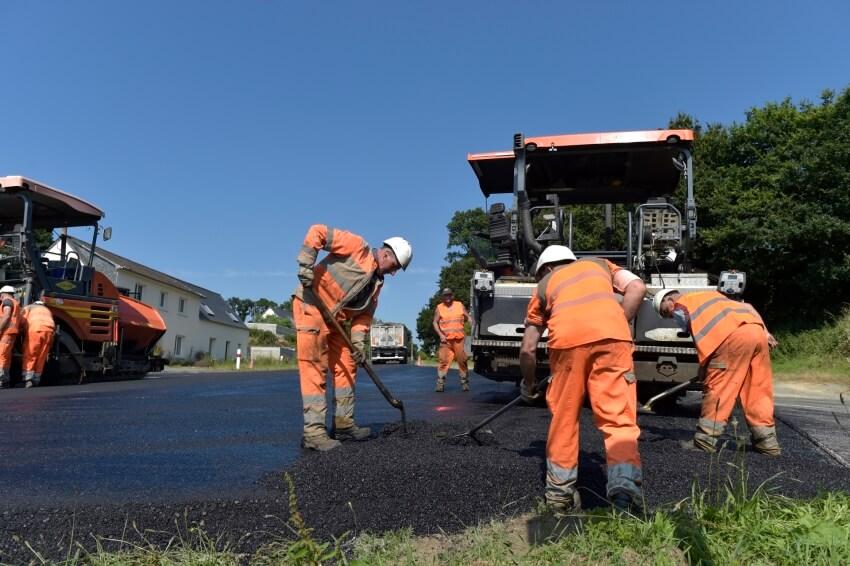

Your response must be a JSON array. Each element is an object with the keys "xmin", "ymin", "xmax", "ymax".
[
  {"xmin": 519, "ymin": 245, "xmax": 646, "ymax": 514},
  {"xmin": 292, "ymin": 224, "xmax": 412, "ymax": 452}
]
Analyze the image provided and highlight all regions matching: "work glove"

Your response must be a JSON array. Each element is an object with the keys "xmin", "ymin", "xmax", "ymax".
[
  {"xmin": 520, "ymin": 379, "xmax": 541, "ymax": 404},
  {"xmin": 351, "ymin": 342, "xmax": 367, "ymax": 365},
  {"xmin": 298, "ymin": 265, "xmax": 314, "ymax": 288}
]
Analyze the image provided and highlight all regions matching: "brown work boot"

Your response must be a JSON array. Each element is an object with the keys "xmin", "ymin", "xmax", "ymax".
[
  {"xmin": 301, "ymin": 434, "xmax": 342, "ymax": 452},
  {"xmin": 335, "ymin": 425, "xmax": 371, "ymax": 441},
  {"xmin": 752, "ymin": 430, "xmax": 781, "ymax": 456},
  {"xmin": 545, "ymin": 489, "xmax": 582, "ymax": 518}
]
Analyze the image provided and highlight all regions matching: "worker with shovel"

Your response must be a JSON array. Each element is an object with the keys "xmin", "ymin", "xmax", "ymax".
[
  {"xmin": 654, "ymin": 289, "xmax": 780, "ymax": 455},
  {"xmin": 520, "ymin": 246, "xmax": 646, "ymax": 514},
  {"xmin": 292, "ymin": 224, "xmax": 412, "ymax": 451}
]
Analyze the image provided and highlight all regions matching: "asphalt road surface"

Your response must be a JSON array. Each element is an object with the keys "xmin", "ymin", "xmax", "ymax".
[{"xmin": 0, "ymin": 367, "xmax": 848, "ymax": 562}]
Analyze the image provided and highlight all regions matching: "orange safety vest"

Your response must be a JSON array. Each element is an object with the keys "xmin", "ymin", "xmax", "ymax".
[
  {"xmin": 1, "ymin": 296, "xmax": 22, "ymax": 336},
  {"xmin": 534, "ymin": 257, "xmax": 632, "ymax": 349},
  {"xmin": 675, "ymin": 291, "xmax": 763, "ymax": 362},
  {"xmin": 23, "ymin": 303, "xmax": 56, "ymax": 332},
  {"xmin": 293, "ymin": 224, "xmax": 383, "ymax": 340},
  {"xmin": 437, "ymin": 301, "xmax": 466, "ymax": 340}
]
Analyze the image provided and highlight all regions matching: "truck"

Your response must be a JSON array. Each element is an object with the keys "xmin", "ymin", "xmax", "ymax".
[
  {"xmin": 466, "ymin": 130, "xmax": 723, "ymax": 402},
  {"xmin": 370, "ymin": 323, "xmax": 411, "ymax": 364},
  {"xmin": 0, "ymin": 176, "xmax": 167, "ymax": 385}
]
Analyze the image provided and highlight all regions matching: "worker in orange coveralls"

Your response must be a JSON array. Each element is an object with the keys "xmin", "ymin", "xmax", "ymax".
[
  {"xmin": 432, "ymin": 287, "xmax": 471, "ymax": 393},
  {"xmin": 21, "ymin": 299, "xmax": 56, "ymax": 388},
  {"xmin": 654, "ymin": 289, "xmax": 780, "ymax": 456},
  {"xmin": 292, "ymin": 224, "xmax": 412, "ymax": 452},
  {"xmin": 0, "ymin": 285, "xmax": 22, "ymax": 388},
  {"xmin": 519, "ymin": 246, "xmax": 647, "ymax": 514}
]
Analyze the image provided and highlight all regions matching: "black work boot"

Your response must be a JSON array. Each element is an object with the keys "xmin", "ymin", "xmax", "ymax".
[
  {"xmin": 435, "ymin": 380, "xmax": 445, "ymax": 393},
  {"xmin": 461, "ymin": 381, "xmax": 470, "ymax": 392}
]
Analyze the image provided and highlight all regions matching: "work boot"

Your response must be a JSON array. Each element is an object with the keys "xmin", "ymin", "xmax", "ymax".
[
  {"xmin": 334, "ymin": 424, "xmax": 371, "ymax": 441},
  {"xmin": 752, "ymin": 430, "xmax": 781, "ymax": 456},
  {"xmin": 545, "ymin": 489, "xmax": 582, "ymax": 518},
  {"xmin": 301, "ymin": 434, "xmax": 342, "ymax": 452},
  {"xmin": 461, "ymin": 381, "xmax": 470, "ymax": 392},
  {"xmin": 24, "ymin": 380, "xmax": 35, "ymax": 389},
  {"xmin": 610, "ymin": 491, "xmax": 642, "ymax": 514},
  {"xmin": 692, "ymin": 431, "xmax": 718, "ymax": 453},
  {"xmin": 435, "ymin": 380, "xmax": 445, "ymax": 393}
]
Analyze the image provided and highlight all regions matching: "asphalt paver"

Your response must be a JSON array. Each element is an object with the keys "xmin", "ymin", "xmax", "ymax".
[{"xmin": 1, "ymin": 370, "xmax": 849, "ymax": 563}]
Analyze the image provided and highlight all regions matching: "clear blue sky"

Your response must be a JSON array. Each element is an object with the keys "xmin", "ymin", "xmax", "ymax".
[{"xmin": 2, "ymin": 1, "xmax": 849, "ymax": 338}]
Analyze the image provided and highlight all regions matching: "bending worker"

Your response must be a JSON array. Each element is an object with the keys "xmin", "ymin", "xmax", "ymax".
[
  {"xmin": 0, "ymin": 285, "xmax": 22, "ymax": 388},
  {"xmin": 22, "ymin": 299, "xmax": 56, "ymax": 387},
  {"xmin": 654, "ymin": 289, "xmax": 780, "ymax": 455},
  {"xmin": 293, "ymin": 224, "xmax": 412, "ymax": 452},
  {"xmin": 520, "ymin": 246, "xmax": 646, "ymax": 513},
  {"xmin": 432, "ymin": 287, "xmax": 471, "ymax": 392}
]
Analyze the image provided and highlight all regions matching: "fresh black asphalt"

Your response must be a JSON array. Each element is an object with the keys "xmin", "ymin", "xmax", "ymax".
[{"xmin": 1, "ymin": 367, "xmax": 848, "ymax": 562}]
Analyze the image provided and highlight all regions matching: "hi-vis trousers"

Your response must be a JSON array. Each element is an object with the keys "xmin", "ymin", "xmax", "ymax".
[
  {"xmin": 546, "ymin": 339, "xmax": 643, "ymax": 504},
  {"xmin": 437, "ymin": 338, "xmax": 468, "ymax": 385},
  {"xmin": 697, "ymin": 323, "xmax": 776, "ymax": 448},
  {"xmin": 23, "ymin": 329, "xmax": 53, "ymax": 384},
  {"xmin": 293, "ymin": 297, "xmax": 357, "ymax": 438}
]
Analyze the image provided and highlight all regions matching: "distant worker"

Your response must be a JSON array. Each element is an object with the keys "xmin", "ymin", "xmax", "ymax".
[
  {"xmin": 0, "ymin": 285, "xmax": 22, "ymax": 388},
  {"xmin": 520, "ymin": 246, "xmax": 647, "ymax": 514},
  {"xmin": 293, "ymin": 224, "xmax": 412, "ymax": 452},
  {"xmin": 654, "ymin": 289, "xmax": 780, "ymax": 455},
  {"xmin": 432, "ymin": 287, "xmax": 471, "ymax": 392},
  {"xmin": 21, "ymin": 299, "xmax": 56, "ymax": 388}
]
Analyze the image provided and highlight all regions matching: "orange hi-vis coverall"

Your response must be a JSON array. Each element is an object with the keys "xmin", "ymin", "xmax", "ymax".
[
  {"xmin": 293, "ymin": 225, "xmax": 383, "ymax": 438},
  {"xmin": 436, "ymin": 301, "xmax": 468, "ymax": 386},
  {"xmin": 525, "ymin": 257, "xmax": 643, "ymax": 503},
  {"xmin": 22, "ymin": 303, "xmax": 55, "ymax": 385},
  {"xmin": 0, "ymin": 295, "xmax": 22, "ymax": 384},
  {"xmin": 673, "ymin": 291, "xmax": 777, "ymax": 452}
]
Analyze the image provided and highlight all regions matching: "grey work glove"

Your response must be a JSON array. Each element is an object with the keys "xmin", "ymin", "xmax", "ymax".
[
  {"xmin": 351, "ymin": 339, "xmax": 367, "ymax": 365},
  {"xmin": 520, "ymin": 379, "xmax": 541, "ymax": 404},
  {"xmin": 298, "ymin": 265, "xmax": 314, "ymax": 288}
]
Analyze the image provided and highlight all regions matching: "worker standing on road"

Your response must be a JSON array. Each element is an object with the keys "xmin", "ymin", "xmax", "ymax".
[
  {"xmin": 654, "ymin": 289, "xmax": 780, "ymax": 455},
  {"xmin": 0, "ymin": 285, "xmax": 22, "ymax": 388},
  {"xmin": 292, "ymin": 224, "xmax": 412, "ymax": 452},
  {"xmin": 432, "ymin": 287, "xmax": 471, "ymax": 392},
  {"xmin": 21, "ymin": 298, "xmax": 56, "ymax": 388},
  {"xmin": 520, "ymin": 246, "xmax": 647, "ymax": 514}
]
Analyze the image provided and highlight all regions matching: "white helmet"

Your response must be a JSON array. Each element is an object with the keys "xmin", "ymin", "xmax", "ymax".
[
  {"xmin": 652, "ymin": 289, "xmax": 679, "ymax": 316},
  {"xmin": 534, "ymin": 245, "xmax": 576, "ymax": 276},
  {"xmin": 382, "ymin": 237, "xmax": 413, "ymax": 271},
  {"xmin": 0, "ymin": 285, "xmax": 16, "ymax": 294}
]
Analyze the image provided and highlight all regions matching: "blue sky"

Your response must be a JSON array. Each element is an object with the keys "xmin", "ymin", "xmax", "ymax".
[{"xmin": 2, "ymin": 1, "xmax": 849, "ymax": 338}]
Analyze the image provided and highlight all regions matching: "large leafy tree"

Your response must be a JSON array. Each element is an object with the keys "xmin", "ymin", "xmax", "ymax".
[{"xmin": 675, "ymin": 88, "xmax": 850, "ymax": 327}]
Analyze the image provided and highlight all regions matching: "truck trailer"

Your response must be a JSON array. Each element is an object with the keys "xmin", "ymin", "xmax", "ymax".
[
  {"xmin": 466, "ymin": 130, "xmax": 724, "ymax": 403},
  {"xmin": 370, "ymin": 323, "xmax": 411, "ymax": 364},
  {"xmin": 0, "ymin": 176, "xmax": 166, "ymax": 385}
]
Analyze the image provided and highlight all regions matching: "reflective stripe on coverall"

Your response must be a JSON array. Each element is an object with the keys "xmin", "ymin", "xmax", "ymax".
[
  {"xmin": 526, "ymin": 258, "xmax": 642, "ymax": 503},
  {"xmin": 22, "ymin": 304, "xmax": 55, "ymax": 383},
  {"xmin": 293, "ymin": 225, "xmax": 382, "ymax": 437},
  {"xmin": 0, "ymin": 297, "xmax": 22, "ymax": 380},
  {"xmin": 436, "ymin": 301, "xmax": 467, "ymax": 384},
  {"xmin": 674, "ymin": 291, "xmax": 776, "ymax": 449}
]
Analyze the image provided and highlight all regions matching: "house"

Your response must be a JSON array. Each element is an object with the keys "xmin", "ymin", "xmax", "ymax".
[
  {"xmin": 260, "ymin": 306, "xmax": 294, "ymax": 324},
  {"xmin": 45, "ymin": 237, "xmax": 249, "ymax": 361}
]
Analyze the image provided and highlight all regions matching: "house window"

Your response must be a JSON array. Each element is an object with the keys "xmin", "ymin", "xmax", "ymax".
[
  {"xmin": 133, "ymin": 283, "xmax": 145, "ymax": 301},
  {"xmin": 159, "ymin": 291, "xmax": 167, "ymax": 308},
  {"xmin": 174, "ymin": 335, "xmax": 184, "ymax": 357},
  {"xmin": 178, "ymin": 297, "xmax": 186, "ymax": 313}
]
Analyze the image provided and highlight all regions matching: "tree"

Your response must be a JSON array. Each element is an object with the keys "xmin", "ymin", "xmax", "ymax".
[
  {"xmin": 671, "ymin": 87, "xmax": 850, "ymax": 328},
  {"xmin": 227, "ymin": 297, "xmax": 253, "ymax": 321}
]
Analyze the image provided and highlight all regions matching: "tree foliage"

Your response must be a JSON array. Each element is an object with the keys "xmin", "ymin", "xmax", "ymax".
[{"xmin": 677, "ymin": 87, "xmax": 850, "ymax": 327}]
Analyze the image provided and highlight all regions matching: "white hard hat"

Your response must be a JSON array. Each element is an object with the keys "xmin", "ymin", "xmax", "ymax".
[
  {"xmin": 534, "ymin": 245, "xmax": 576, "ymax": 276},
  {"xmin": 382, "ymin": 237, "xmax": 413, "ymax": 271},
  {"xmin": 0, "ymin": 285, "xmax": 16, "ymax": 294},
  {"xmin": 653, "ymin": 289, "xmax": 679, "ymax": 315}
]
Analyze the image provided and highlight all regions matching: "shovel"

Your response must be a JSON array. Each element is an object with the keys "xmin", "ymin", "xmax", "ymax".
[
  {"xmin": 450, "ymin": 375, "xmax": 552, "ymax": 444},
  {"xmin": 637, "ymin": 376, "xmax": 698, "ymax": 414},
  {"xmin": 307, "ymin": 290, "xmax": 408, "ymax": 434}
]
